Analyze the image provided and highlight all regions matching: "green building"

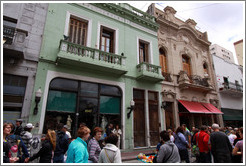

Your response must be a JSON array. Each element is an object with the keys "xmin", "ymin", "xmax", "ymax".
[{"xmin": 29, "ymin": 3, "xmax": 164, "ymax": 150}]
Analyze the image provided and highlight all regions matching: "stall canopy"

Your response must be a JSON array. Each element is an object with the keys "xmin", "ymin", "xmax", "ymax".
[{"xmin": 178, "ymin": 100, "xmax": 212, "ymax": 114}]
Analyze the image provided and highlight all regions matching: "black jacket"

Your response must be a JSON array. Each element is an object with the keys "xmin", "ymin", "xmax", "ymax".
[
  {"xmin": 14, "ymin": 126, "xmax": 24, "ymax": 136},
  {"xmin": 54, "ymin": 131, "xmax": 69, "ymax": 156},
  {"xmin": 29, "ymin": 140, "xmax": 53, "ymax": 163},
  {"xmin": 3, "ymin": 141, "xmax": 11, "ymax": 163}
]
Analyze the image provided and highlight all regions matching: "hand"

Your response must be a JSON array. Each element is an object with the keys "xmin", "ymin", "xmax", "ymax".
[{"xmin": 25, "ymin": 158, "xmax": 30, "ymax": 163}]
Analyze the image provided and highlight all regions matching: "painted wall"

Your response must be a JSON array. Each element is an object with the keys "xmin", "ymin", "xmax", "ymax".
[{"xmin": 28, "ymin": 3, "xmax": 162, "ymax": 150}]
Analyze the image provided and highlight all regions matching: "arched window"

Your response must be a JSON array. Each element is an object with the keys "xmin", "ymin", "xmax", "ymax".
[
  {"xmin": 182, "ymin": 55, "xmax": 191, "ymax": 76},
  {"xmin": 159, "ymin": 48, "xmax": 167, "ymax": 73},
  {"xmin": 203, "ymin": 63, "xmax": 209, "ymax": 76}
]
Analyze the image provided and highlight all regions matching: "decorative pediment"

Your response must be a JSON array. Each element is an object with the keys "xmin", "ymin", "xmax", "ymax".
[{"xmin": 162, "ymin": 89, "xmax": 176, "ymax": 99}]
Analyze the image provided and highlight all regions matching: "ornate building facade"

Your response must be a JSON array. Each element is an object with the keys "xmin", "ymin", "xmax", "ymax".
[{"xmin": 147, "ymin": 4, "xmax": 224, "ymax": 130}]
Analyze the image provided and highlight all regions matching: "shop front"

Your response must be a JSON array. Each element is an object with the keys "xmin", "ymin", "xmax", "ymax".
[
  {"xmin": 178, "ymin": 100, "xmax": 223, "ymax": 129},
  {"xmin": 43, "ymin": 77, "xmax": 122, "ymax": 139}
]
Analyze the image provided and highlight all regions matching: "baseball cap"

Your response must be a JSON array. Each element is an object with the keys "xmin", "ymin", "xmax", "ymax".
[
  {"xmin": 26, "ymin": 123, "xmax": 34, "ymax": 129},
  {"xmin": 64, "ymin": 125, "xmax": 69, "ymax": 129},
  {"xmin": 16, "ymin": 119, "xmax": 23, "ymax": 122}
]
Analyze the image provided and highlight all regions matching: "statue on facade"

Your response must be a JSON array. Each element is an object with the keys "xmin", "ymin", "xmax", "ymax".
[{"xmin": 66, "ymin": 115, "xmax": 72, "ymax": 130}]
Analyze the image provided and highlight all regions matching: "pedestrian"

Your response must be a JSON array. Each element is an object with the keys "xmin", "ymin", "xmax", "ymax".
[
  {"xmin": 112, "ymin": 124, "xmax": 122, "ymax": 148},
  {"xmin": 14, "ymin": 119, "xmax": 24, "ymax": 136},
  {"xmin": 63, "ymin": 125, "xmax": 72, "ymax": 143},
  {"xmin": 232, "ymin": 127, "xmax": 243, "ymax": 163},
  {"xmin": 3, "ymin": 122, "xmax": 18, "ymax": 163},
  {"xmin": 88, "ymin": 127, "xmax": 103, "ymax": 163},
  {"xmin": 66, "ymin": 126, "xmax": 91, "ymax": 163},
  {"xmin": 99, "ymin": 134, "xmax": 122, "ymax": 163},
  {"xmin": 106, "ymin": 123, "xmax": 113, "ymax": 136},
  {"xmin": 209, "ymin": 123, "xmax": 232, "ymax": 163},
  {"xmin": 155, "ymin": 130, "xmax": 180, "ymax": 163},
  {"xmin": 228, "ymin": 130, "xmax": 237, "ymax": 148},
  {"xmin": 181, "ymin": 124, "xmax": 192, "ymax": 162},
  {"xmin": 6, "ymin": 123, "xmax": 29, "ymax": 163},
  {"xmin": 25, "ymin": 129, "xmax": 56, "ymax": 163},
  {"xmin": 21, "ymin": 123, "xmax": 34, "ymax": 155},
  {"xmin": 195, "ymin": 125, "xmax": 211, "ymax": 163},
  {"xmin": 174, "ymin": 126, "xmax": 190, "ymax": 163},
  {"xmin": 53, "ymin": 123, "xmax": 69, "ymax": 163},
  {"xmin": 167, "ymin": 129, "xmax": 175, "ymax": 143}
]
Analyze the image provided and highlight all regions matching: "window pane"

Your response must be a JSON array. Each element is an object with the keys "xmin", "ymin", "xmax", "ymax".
[
  {"xmin": 80, "ymin": 82, "xmax": 98, "ymax": 97},
  {"xmin": 47, "ymin": 90, "xmax": 77, "ymax": 113},
  {"xmin": 100, "ymin": 96, "xmax": 120, "ymax": 114},
  {"xmin": 79, "ymin": 97, "xmax": 98, "ymax": 114},
  {"xmin": 133, "ymin": 89, "xmax": 144, "ymax": 99},
  {"xmin": 100, "ymin": 85, "xmax": 121, "ymax": 96},
  {"xmin": 50, "ymin": 78, "xmax": 78, "ymax": 91}
]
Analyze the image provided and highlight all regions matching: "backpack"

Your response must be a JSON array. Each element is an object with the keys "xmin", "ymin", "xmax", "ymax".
[{"xmin": 7, "ymin": 135, "xmax": 22, "ymax": 161}]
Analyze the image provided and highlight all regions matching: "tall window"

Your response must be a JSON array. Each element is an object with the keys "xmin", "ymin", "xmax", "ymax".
[
  {"xmin": 159, "ymin": 48, "xmax": 167, "ymax": 73},
  {"xmin": 3, "ymin": 74, "xmax": 27, "ymax": 122},
  {"xmin": 3, "ymin": 16, "xmax": 17, "ymax": 44},
  {"xmin": 68, "ymin": 17, "xmax": 88, "ymax": 45},
  {"xmin": 203, "ymin": 62, "xmax": 209, "ymax": 77},
  {"xmin": 182, "ymin": 55, "xmax": 191, "ymax": 76},
  {"xmin": 100, "ymin": 26, "xmax": 115, "ymax": 53},
  {"xmin": 139, "ymin": 40, "xmax": 149, "ymax": 63}
]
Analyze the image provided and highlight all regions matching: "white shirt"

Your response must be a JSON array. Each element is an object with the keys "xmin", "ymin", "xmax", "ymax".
[{"xmin": 66, "ymin": 131, "xmax": 71, "ymax": 139}]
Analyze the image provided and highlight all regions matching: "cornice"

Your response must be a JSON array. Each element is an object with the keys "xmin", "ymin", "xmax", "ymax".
[{"xmin": 90, "ymin": 3, "xmax": 159, "ymax": 31}]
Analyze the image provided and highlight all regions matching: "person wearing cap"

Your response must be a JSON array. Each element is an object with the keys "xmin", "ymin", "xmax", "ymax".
[
  {"xmin": 21, "ymin": 123, "xmax": 34, "ymax": 155},
  {"xmin": 63, "ymin": 125, "xmax": 72, "ymax": 142},
  {"xmin": 14, "ymin": 119, "xmax": 24, "ymax": 136}
]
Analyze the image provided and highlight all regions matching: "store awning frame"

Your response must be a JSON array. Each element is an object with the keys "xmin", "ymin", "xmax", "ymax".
[
  {"xmin": 201, "ymin": 102, "xmax": 224, "ymax": 114},
  {"xmin": 178, "ymin": 100, "xmax": 212, "ymax": 114}
]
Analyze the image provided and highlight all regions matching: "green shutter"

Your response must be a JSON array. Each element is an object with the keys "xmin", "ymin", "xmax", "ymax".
[
  {"xmin": 222, "ymin": 108, "xmax": 243, "ymax": 121},
  {"xmin": 100, "ymin": 96, "xmax": 120, "ymax": 114},
  {"xmin": 47, "ymin": 90, "xmax": 76, "ymax": 113}
]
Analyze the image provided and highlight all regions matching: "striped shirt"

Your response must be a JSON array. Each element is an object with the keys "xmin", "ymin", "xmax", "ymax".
[
  {"xmin": 87, "ymin": 137, "xmax": 101, "ymax": 163},
  {"xmin": 21, "ymin": 131, "xmax": 33, "ymax": 155}
]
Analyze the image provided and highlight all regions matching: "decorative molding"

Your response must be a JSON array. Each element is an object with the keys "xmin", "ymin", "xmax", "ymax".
[{"xmin": 180, "ymin": 96, "xmax": 188, "ymax": 100}]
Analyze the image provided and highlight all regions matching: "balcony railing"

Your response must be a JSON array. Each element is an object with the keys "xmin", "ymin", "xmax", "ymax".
[
  {"xmin": 136, "ymin": 62, "xmax": 164, "ymax": 82},
  {"xmin": 58, "ymin": 40, "xmax": 127, "ymax": 75},
  {"xmin": 188, "ymin": 75, "xmax": 210, "ymax": 87},
  {"xmin": 59, "ymin": 40, "xmax": 126, "ymax": 66},
  {"xmin": 3, "ymin": 25, "xmax": 16, "ymax": 44},
  {"xmin": 223, "ymin": 82, "xmax": 243, "ymax": 92}
]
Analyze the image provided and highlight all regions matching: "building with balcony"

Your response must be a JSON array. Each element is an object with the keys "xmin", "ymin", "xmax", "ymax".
[
  {"xmin": 147, "ymin": 4, "xmax": 223, "ymax": 130},
  {"xmin": 212, "ymin": 53, "xmax": 243, "ymax": 127},
  {"xmin": 210, "ymin": 44, "xmax": 235, "ymax": 64},
  {"xmin": 3, "ymin": 3, "xmax": 48, "ymax": 124},
  {"xmin": 27, "ymin": 3, "xmax": 163, "ymax": 150},
  {"xmin": 234, "ymin": 39, "xmax": 243, "ymax": 67}
]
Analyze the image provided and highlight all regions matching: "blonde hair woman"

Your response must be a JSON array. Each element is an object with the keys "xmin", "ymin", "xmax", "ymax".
[
  {"xmin": 25, "ymin": 129, "xmax": 56, "ymax": 163},
  {"xmin": 66, "ymin": 126, "xmax": 91, "ymax": 163}
]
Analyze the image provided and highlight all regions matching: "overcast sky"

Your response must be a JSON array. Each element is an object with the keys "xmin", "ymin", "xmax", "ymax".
[{"xmin": 128, "ymin": 1, "xmax": 244, "ymax": 64}]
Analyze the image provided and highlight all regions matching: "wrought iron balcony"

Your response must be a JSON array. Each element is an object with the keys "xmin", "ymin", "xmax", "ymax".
[
  {"xmin": 219, "ymin": 82, "xmax": 243, "ymax": 97},
  {"xmin": 3, "ymin": 25, "xmax": 15, "ymax": 44},
  {"xmin": 178, "ymin": 71, "xmax": 213, "ymax": 93},
  {"xmin": 136, "ymin": 62, "xmax": 164, "ymax": 82},
  {"xmin": 57, "ymin": 40, "xmax": 127, "ymax": 75}
]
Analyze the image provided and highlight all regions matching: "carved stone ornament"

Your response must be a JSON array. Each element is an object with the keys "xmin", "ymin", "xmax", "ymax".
[
  {"xmin": 162, "ymin": 89, "xmax": 176, "ymax": 99},
  {"xmin": 209, "ymin": 99, "xmax": 219, "ymax": 107},
  {"xmin": 178, "ymin": 71, "xmax": 190, "ymax": 84}
]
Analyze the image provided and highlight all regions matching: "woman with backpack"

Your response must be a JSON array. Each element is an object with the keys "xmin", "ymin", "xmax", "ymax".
[{"xmin": 25, "ymin": 129, "xmax": 56, "ymax": 163}]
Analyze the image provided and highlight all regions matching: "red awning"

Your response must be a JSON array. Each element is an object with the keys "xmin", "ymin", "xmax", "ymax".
[
  {"xmin": 201, "ymin": 103, "xmax": 224, "ymax": 114},
  {"xmin": 178, "ymin": 100, "xmax": 212, "ymax": 114}
]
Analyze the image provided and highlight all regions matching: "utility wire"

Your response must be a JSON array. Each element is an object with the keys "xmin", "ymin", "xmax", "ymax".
[{"xmin": 179, "ymin": 3, "xmax": 219, "ymax": 13}]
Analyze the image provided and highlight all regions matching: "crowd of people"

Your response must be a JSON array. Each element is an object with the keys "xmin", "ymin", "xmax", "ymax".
[
  {"xmin": 3, "ymin": 119, "xmax": 243, "ymax": 163},
  {"xmin": 3, "ymin": 120, "xmax": 122, "ymax": 163},
  {"xmin": 154, "ymin": 124, "xmax": 243, "ymax": 163}
]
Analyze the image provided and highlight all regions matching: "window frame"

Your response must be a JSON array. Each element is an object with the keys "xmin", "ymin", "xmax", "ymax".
[
  {"xmin": 64, "ymin": 11, "xmax": 92, "ymax": 47},
  {"xmin": 182, "ymin": 54, "xmax": 191, "ymax": 76},
  {"xmin": 97, "ymin": 23, "xmax": 119, "ymax": 54},
  {"xmin": 99, "ymin": 26, "xmax": 115, "ymax": 53},
  {"xmin": 137, "ymin": 37, "xmax": 153, "ymax": 64}
]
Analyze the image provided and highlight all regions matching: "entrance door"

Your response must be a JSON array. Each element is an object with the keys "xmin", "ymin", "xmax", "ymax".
[
  {"xmin": 165, "ymin": 102, "xmax": 174, "ymax": 131},
  {"xmin": 133, "ymin": 89, "xmax": 146, "ymax": 147},
  {"xmin": 148, "ymin": 91, "xmax": 159, "ymax": 146}
]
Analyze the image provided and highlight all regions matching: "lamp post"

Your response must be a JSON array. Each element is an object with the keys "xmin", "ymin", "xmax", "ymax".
[
  {"xmin": 127, "ymin": 99, "xmax": 135, "ymax": 119},
  {"xmin": 33, "ymin": 88, "xmax": 42, "ymax": 115}
]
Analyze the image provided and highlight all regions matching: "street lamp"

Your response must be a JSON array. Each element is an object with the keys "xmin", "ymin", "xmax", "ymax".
[
  {"xmin": 33, "ymin": 88, "xmax": 42, "ymax": 115},
  {"xmin": 127, "ymin": 100, "xmax": 135, "ymax": 119},
  {"xmin": 161, "ymin": 101, "xmax": 167, "ymax": 109}
]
